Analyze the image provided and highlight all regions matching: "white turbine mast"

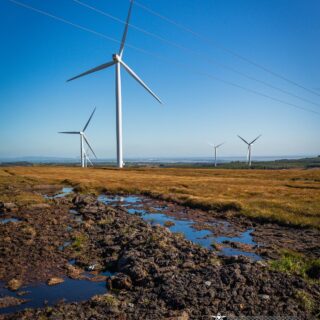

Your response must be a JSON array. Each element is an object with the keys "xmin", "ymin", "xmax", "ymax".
[
  {"xmin": 208, "ymin": 142, "xmax": 224, "ymax": 167},
  {"xmin": 67, "ymin": 0, "xmax": 162, "ymax": 168},
  {"xmin": 59, "ymin": 108, "xmax": 97, "ymax": 168},
  {"xmin": 237, "ymin": 135, "xmax": 261, "ymax": 167}
]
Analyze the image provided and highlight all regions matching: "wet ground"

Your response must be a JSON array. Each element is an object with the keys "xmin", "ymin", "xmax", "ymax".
[
  {"xmin": 0, "ymin": 273, "xmax": 111, "ymax": 315},
  {"xmin": 0, "ymin": 186, "xmax": 319, "ymax": 319},
  {"xmin": 98, "ymin": 194, "xmax": 262, "ymax": 261}
]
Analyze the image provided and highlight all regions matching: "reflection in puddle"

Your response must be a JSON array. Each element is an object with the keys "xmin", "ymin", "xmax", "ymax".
[
  {"xmin": 98, "ymin": 195, "xmax": 142, "ymax": 207},
  {"xmin": 98, "ymin": 194, "xmax": 262, "ymax": 261},
  {"xmin": 215, "ymin": 229, "xmax": 256, "ymax": 245},
  {"xmin": 44, "ymin": 187, "xmax": 73, "ymax": 199},
  {"xmin": 127, "ymin": 208, "xmax": 148, "ymax": 215}
]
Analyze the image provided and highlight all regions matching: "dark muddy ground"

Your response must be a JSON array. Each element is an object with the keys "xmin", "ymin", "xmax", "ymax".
[
  {"xmin": 97, "ymin": 194, "xmax": 320, "ymax": 261},
  {"xmin": 0, "ymin": 185, "xmax": 319, "ymax": 319}
]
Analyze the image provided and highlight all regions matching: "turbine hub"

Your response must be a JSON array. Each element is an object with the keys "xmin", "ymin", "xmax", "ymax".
[{"xmin": 113, "ymin": 54, "xmax": 121, "ymax": 62}]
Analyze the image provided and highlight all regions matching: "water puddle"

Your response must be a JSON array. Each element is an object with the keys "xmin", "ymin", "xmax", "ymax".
[
  {"xmin": 0, "ymin": 218, "xmax": 21, "ymax": 224},
  {"xmin": 97, "ymin": 195, "xmax": 142, "ymax": 207},
  {"xmin": 0, "ymin": 271, "xmax": 112, "ymax": 315},
  {"xmin": 99, "ymin": 194, "xmax": 262, "ymax": 261},
  {"xmin": 58, "ymin": 241, "xmax": 71, "ymax": 251},
  {"xmin": 215, "ymin": 229, "xmax": 255, "ymax": 245},
  {"xmin": 44, "ymin": 187, "xmax": 74, "ymax": 199}
]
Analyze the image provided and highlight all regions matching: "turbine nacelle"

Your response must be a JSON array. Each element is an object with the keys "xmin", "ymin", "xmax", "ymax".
[{"xmin": 112, "ymin": 54, "xmax": 121, "ymax": 63}]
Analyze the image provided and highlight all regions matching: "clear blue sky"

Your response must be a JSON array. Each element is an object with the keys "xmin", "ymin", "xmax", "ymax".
[{"xmin": 0, "ymin": 0, "xmax": 319, "ymax": 159}]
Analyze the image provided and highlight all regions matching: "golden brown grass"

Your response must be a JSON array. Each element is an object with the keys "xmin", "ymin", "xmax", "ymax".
[
  {"xmin": 0, "ymin": 168, "xmax": 44, "ymax": 205},
  {"xmin": 1, "ymin": 166, "xmax": 320, "ymax": 229}
]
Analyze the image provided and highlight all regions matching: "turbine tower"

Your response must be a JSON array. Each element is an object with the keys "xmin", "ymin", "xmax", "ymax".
[
  {"xmin": 237, "ymin": 135, "xmax": 261, "ymax": 167},
  {"xmin": 59, "ymin": 108, "xmax": 97, "ymax": 168},
  {"xmin": 208, "ymin": 143, "xmax": 224, "ymax": 167},
  {"xmin": 67, "ymin": 0, "xmax": 162, "ymax": 168}
]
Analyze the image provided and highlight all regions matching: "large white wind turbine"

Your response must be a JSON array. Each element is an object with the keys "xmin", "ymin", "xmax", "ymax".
[
  {"xmin": 67, "ymin": 0, "xmax": 162, "ymax": 168},
  {"xmin": 237, "ymin": 135, "xmax": 261, "ymax": 167},
  {"xmin": 208, "ymin": 142, "xmax": 224, "ymax": 167},
  {"xmin": 59, "ymin": 108, "xmax": 97, "ymax": 168}
]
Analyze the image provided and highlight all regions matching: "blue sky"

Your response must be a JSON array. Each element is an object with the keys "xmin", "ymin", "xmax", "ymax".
[{"xmin": 0, "ymin": 0, "xmax": 319, "ymax": 159}]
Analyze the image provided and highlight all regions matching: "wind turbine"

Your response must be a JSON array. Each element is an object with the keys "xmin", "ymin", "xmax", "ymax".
[
  {"xmin": 208, "ymin": 142, "xmax": 224, "ymax": 167},
  {"xmin": 59, "ymin": 108, "xmax": 97, "ymax": 168},
  {"xmin": 67, "ymin": 0, "xmax": 162, "ymax": 168},
  {"xmin": 237, "ymin": 135, "xmax": 261, "ymax": 167}
]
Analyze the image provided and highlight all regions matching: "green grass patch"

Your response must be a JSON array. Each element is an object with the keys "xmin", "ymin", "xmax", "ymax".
[
  {"xmin": 72, "ymin": 233, "xmax": 88, "ymax": 252},
  {"xmin": 295, "ymin": 290, "xmax": 316, "ymax": 313},
  {"xmin": 269, "ymin": 249, "xmax": 320, "ymax": 282}
]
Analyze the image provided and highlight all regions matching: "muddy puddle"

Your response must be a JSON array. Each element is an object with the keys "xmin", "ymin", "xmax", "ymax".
[
  {"xmin": 0, "ymin": 270, "xmax": 112, "ymax": 315},
  {"xmin": 0, "ymin": 218, "xmax": 22, "ymax": 224},
  {"xmin": 44, "ymin": 187, "xmax": 74, "ymax": 199},
  {"xmin": 0, "ymin": 208, "xmax": 22, "ymax": 225},
  {"xmin": 98, "ymin": 194, "xmax": 262, "ymax": 261},
  {"xmin": 0, "ymin": 187, "xmax": 112, "ymax": 315}
]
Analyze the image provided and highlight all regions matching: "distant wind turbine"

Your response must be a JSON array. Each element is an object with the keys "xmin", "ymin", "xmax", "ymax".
[
  {"xmin": 208, "ymin": 142, "xmax": 224, "ymax": 167},
  {"xmin": 59, "ymin": 108, "xmax": 97, "ymax": 168},
  {"xmin": 67, "ymin": 0, "xmax": 162, "ymax": 168},
  {"xmin": 237, "ymin": 135, "xmax": 261, "ymax": 167}
]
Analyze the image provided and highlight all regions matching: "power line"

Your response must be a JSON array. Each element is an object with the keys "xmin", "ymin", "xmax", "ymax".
[
  {"xmin": 7, "ymin": 0, "xmax": 320, "ymax": 116},
  {"xmin": 7, "ymin": 0, "xmax": 151, "ymax": 57},
  {"xmin": 71, "ymin": 0, "xmax": 320, "ymax": 109},
  {"xmin": 135, "ymin": 0, "xmax": 320, "ymax": 98},
  {"xmin": 158, "ymin": 55, "xmax": 320, "ymax": 116}
]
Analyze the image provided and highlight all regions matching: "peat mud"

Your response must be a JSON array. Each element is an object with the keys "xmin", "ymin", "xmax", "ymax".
[
  {"xmin": 0, "ymin": 187, "xmax": 319, "ymax": 319},
  {"xmin": 98, "ymin": 194, "xmax": 320, "ymax": 260}
]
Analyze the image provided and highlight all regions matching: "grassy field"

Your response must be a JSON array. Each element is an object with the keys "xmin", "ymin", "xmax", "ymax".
[{"xmin": 1, "ymin": 166, "xmax": 320, "ymax": 229}]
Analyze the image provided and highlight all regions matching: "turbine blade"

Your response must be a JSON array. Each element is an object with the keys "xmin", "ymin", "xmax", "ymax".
[
  {"xmin": 216, "ymin": 142, "xmax": 225, "ymax": 148},
  {"xmin": 83, "ymin": 107, "xmax": 96, "ymax": 132},
  {"xmin": 119, "ymin": 0, "xmax": 134, "ymax": 57},
  {"xmin": 83, "ymin": 135, "xmax": 97, "ymax": 159},
  {"xmin": 87, "ymin": 155, "xmax": 93, "ymax": 166},
  {"xmin": 120, "ymin": 60, "xmax": 162, "ymax": 104},
  {"xmin": 67, "ymin": 61, "xmax": 115, "ymax": 82},
  {"xmin": 59, "ymin": 131, "xmax": 80, "ymax": 134},
  {"xmin": 250, "ymin": 134, "xmax": 262, "ymax": 145},
  {"xmin": 83, "ymin": 149, "xmax": 92, "ymax": 164},
  {"xmin": 237, "ymin": 135, "xmax": 249, "ymax": 145}
]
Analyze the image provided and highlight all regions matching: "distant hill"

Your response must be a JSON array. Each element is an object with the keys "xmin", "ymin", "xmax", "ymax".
[{"xmin": 0, "ymin": 156, "xmax": 319, "ymax": 169}]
